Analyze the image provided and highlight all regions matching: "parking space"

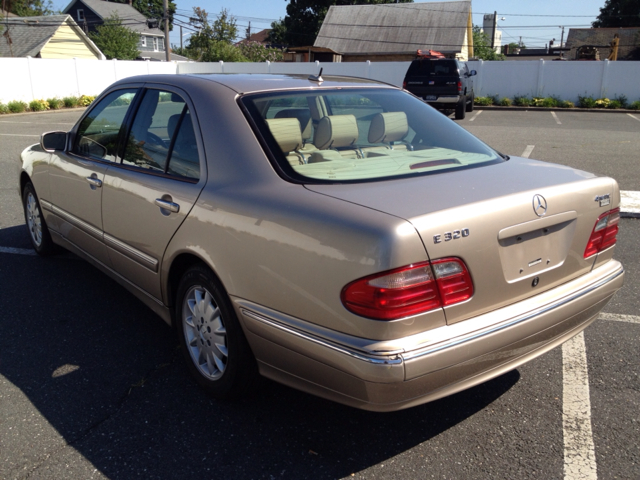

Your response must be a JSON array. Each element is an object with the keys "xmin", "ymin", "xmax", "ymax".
[{"xmin": 0, "ymin": 109, "xmax": 638, "ymax": 479}]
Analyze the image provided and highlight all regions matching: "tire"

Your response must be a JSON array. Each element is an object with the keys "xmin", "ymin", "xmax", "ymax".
[
  {"xmin": 455, "ymin": 97, "xmax": 466, "ymax": 120},
  {"xmin": 22, "ymin": 182, "xmax": 57, "ymax": 256},
  {"xmin": 466, "ymin": 93, "xmax": 475, "ymax": 112},
  {"xmin": 176, "ymin": 264, "xmax": 259, "ymax": 399}
]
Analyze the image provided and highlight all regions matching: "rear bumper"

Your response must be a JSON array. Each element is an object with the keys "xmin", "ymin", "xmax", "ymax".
[
  {"xmin": 426, "ymin": 95, "xmax": 461, "ymax": 105},
  {"xmin": 235, "ymin": 260, "xmax": 624, "ymax": 412}
]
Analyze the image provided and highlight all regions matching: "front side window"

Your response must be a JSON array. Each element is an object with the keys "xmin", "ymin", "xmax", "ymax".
[
  {"xmin": 73, "ymin": 89, "xmax": 137, "ymax": 162},
  {"xmin": 121, "ymin": 89, "xmax": 200, "ymax": 180},
  {"xmin": 242, "ymin": 88, "xmax": 503, "ymax": 184}
]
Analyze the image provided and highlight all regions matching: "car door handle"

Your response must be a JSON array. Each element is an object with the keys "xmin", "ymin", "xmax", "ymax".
[
  {"xmin": 155, "ymin": 198, "xmax": 180, "ymax": 213},
  {"xmin": 86, "ymin": 176, "xmax": 102, "ymax": 188}
]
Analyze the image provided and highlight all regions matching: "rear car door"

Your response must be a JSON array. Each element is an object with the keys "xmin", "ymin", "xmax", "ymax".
[
  {"xmin": 48, "ymin": 88, "xmax": 139, "ymax": 266},
  {"xmin": 101, "ymin": 87, "xmax": 206, "ymax": 300}
]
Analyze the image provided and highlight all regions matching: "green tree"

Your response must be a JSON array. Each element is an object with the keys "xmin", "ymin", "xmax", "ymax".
[
  {"xmin": 592, "ymin": 0, "xmax": 640, "ymax": 27},
  {"xmin": 274, "ymin": 0, "xmax": 414, "ymax": 48},
  {"xmin": 507, "ymin": 41, "xmax": 525, "ymax": 51},
  {"xmin": 186, "ymin": 8, "xmax": 246, "ymax": 62},
  {"xmin": 238, "ymin": 41, "xmax": 284, "ymax": 62},
  {"xmin": 114, "ymin": 0, "xmax": 176, "ymax": 31},
  {"xmin": 5, "ymin": 0, "xmax": 53, "ymax": 16},
  {"xmin": 472, "ymin": 25, "xmax": 505, "ymax": 60},
  {"xmin": 89, "ymin": 13, "xmax": 140, "ymax": 60}
]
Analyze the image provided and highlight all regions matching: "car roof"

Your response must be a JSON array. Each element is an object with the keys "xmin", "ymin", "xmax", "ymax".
[{"xmin": 114, "ymin": 73, "xmax": 395, "ymax": 95}]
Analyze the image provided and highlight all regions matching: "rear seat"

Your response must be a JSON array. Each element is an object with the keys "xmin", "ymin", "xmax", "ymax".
[
  {"xmin": 309, "ymin": 114, "xmax": 361, "ymax": 163},
  {"xmin": 265, "ymin": 118, "xmax": 306, "ymax": 166},
  {"xmin": 274, "ymin": 109, "xmax": 316, "ymax": 153},
  {"xmin": 366, "ymin": 112, "xmax": 412, "ymax": 153}
]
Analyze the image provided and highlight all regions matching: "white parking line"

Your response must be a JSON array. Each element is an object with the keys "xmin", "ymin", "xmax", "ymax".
[
  {"xmin": 0, "ymin": 134, "xmax": 40, "ymax": 137},
  {"xmin": 551, "ymin": 112, "xmax": 562, "ymax": 125},
  {"xmin": 563, "ymin": 331, "xmax": 598, "ymax": 480},
  {"xmin": 521, "ymin": 145, "xmax": 535, "ymax": 158},
  {"xmin": 468, "ymin": 110, "xmax": 482, "ymax": 122},
  {"xmin": 0, "ymin": 246, "xmax": 37, "ymax": 256},
  {"xmin": 599, "ymin": 312, "xmax": 640, "ymax": 324},
  {"xmin": 627, "ymin": 114, "xmax": 640, "ymax": 122}
]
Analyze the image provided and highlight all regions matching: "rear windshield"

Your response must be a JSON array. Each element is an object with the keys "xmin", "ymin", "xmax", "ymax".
[
  {"xmin": 406, "ymin": 60, "xmax": 459, "ymax": 76},
  {"xmin": 241, "ymin": 88, "xmax": 503, "ymax": 184}
]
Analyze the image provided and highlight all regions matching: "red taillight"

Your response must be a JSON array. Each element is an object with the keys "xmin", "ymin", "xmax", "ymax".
[
  {"xmin": 340, "ymin": 258, "xmax": 473, "ymax": 320},
  {"xmin": 402, "ymin": 80, "xmax": 407, "ymax": 89},
  {"xmin": 584, "ymin": 208, "xmax": 620, "ymax": 258},
  {"xmin": 457, "ymin": 81, "xmax": 462, "ymax": 92}
]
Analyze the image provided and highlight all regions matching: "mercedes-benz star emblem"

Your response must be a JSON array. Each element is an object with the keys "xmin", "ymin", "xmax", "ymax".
[{"xmin": 532, "ymin": 194, "xmax": 547, "ymax": 217}]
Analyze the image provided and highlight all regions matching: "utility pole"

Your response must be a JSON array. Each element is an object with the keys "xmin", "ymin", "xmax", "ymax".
[
  {"xmin": 180, "ymin": 25, "xmax": 183, "ymax": 50},
  {"xmin": 491, "ymin": 11, "xmax": 497, "ymax": 51},
  {"xmin": 163, "ymin": 0, "xmax": 170, "ymax": 61},
  {"xmin": 559, "ymin": 26, "xmax": 565, "ymax": 48}
]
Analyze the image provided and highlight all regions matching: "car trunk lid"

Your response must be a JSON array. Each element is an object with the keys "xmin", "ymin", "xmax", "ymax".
[{"xmin": 305, "ymin": 157, "xmax": 617, "ymax": 325}]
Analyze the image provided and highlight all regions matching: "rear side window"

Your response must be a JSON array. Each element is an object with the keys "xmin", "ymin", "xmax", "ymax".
[
  {"xmin": 73, "ymin": 89, "xmax": 137, "ymax": 162},
  {"xmin": 121, "ymin": 89, "xmax": 200, "ymax": 180},
  {"xmin": 406, "ymin": 60, "xmax": 459, "ymax": 77}
]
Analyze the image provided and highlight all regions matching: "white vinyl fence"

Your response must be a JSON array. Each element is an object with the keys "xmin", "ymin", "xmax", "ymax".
[{"xmin": 2, "ymin": 57, "xmax": 640, "ymax": 104}]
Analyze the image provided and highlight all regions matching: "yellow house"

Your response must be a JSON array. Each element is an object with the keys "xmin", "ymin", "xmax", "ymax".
[{"xmin": 0, "ymin": 14, "xmax": 105, "ymax": 59}]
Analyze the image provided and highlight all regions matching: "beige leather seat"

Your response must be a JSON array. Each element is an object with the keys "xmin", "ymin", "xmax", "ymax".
[
  {"xmin": 265, "ymin": 118, "xmax": 306, "ymax": 166},
  {"xmin": 309, "ymin": 114, "xmax": 361, "ymax": 162},
  {"xmin": 367, "ymin": 111, "xmax": 411, "ymax": 152}
]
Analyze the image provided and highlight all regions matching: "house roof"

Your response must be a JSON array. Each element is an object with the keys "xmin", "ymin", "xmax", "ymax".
[
  {"xmin": 0, "ymin": 14, "xmax": 103, "ymax": 58},
  {"xmin": 314, "ymin": 1, "xmax": 471, "ymax": 55},
  {"xmin": 138, "ymin": 50, "xmax": 188, "ymax": 62},
  {"xmin": 62, "ymin": 0, "xmax": 164, "ymax": 36},
  {"xmin": 565, "ymin": 27, "xmax": 640, "ymax": 60}
]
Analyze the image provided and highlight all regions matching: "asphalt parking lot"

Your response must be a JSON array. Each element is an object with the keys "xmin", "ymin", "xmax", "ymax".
[{"xmin": 0, "ymin": 109, "xmax": 638, "ymax": 479}]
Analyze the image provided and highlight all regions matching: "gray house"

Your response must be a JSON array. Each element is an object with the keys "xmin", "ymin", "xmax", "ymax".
[
  {"xmin": 314, "ymin": 1, "xmax": 474, "ymax": 62},
  {"xmin": 61, "ymin": 0, "xmax": 185, "ymax": 61}
]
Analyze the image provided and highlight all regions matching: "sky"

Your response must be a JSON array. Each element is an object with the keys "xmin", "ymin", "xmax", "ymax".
[{"xmin": 51, "ymin": 0, "xmax": 609, "ymax": 50}]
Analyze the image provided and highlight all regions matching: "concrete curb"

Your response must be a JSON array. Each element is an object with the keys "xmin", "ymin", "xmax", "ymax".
[{"xmin": 476, "ymin": 106, "xmax": 640, "ymax": 113}]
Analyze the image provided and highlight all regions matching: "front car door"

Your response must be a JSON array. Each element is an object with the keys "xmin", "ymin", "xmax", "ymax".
[
  {"xmin": 46, "ymin": 88, "xmax": 139, "ymax": 266},
  {"xmin": 101, "ymin": 87, "xmax": 206, "ymax": 300}
]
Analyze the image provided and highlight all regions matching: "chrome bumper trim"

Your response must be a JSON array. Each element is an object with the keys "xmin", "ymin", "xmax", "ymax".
[
  {"xmin": 402, "ymin": 264, "xmax": 624, "ymax": 361},
  {"xmin": 426, "ymin": 96, "xmax": 460, "ymax": 104},
  {"xmin": 240, "ymin": 309, "xmax": 403, "ymax": 366}
]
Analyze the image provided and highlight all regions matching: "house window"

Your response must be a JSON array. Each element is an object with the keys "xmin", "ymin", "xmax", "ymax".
[
  {"xmin": 77, "ymin": 9, "xmax": 84, "ymax": 21},
  {"xmin": 140, "ymin": 36, "xmax": 146, "ymax": 47},
  {"xmin": 153, "ymin": 37, "xmax": 158, "ymax": 51}
]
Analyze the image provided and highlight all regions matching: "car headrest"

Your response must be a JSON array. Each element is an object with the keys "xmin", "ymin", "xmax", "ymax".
[
  {"xmin": 265, "ymin": 118, "xmax": 302, "ymax": 153},
  {"xmin": 368, "ymin": 112, "xmax": 409, "ymax": 144},
  {"xmin": 314, "ymin": 115, "xmax": 359, "ymax": 150},
  {"xmin": 167, "ymin": 113, "xmax": 181, "ymax": 139},
  {"xmin": 274, "ymin": 109, "xmax": 312, "ymax": 141}
]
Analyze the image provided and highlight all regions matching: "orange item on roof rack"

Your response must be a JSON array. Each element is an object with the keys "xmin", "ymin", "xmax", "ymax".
[{"xmin": 416, "ymin": 49, "xmax": 445, "ymax": 59}]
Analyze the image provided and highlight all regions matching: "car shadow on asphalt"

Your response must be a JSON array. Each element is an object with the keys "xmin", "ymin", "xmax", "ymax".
[{"xmin": 0, "ymin": 224, "xmax": 519, "ymax": 479}]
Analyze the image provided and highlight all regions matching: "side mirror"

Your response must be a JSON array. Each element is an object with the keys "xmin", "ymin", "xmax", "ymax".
[
  {"xmin": 469, "ymin": 70, "xmax": 477, "ymax": 76},
  {"xmin": 40, "ymin": 131, "xmax": 68, "ymax": 152}
]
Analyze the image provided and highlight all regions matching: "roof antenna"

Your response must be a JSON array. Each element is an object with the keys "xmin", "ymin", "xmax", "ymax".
[{"xmin": 308, "ymin": 67, "xmax": 323, "ymax": 83}]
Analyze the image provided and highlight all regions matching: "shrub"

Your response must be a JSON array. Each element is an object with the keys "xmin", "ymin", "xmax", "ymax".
[
  {"xmin": 474, "ymin": 96, "xmax": 493, "ymax": 106},
  {"xmin": 78, "ymin": 95, "xmax": 95, "ymax": 106},
  {"xmin": 607, "ymin": 100, "xmax": 622, "ymax": 109},
  {"xmin": 629, "ymin": 100, "xmax": 640, "ymax": 110},
  {"xmin": 513, "ymin": 95, "xmax": 531, "ymax": 107},
  {"xmin": 541, "ymin": 97, "xmax": 559, "ymax": 108},
  {"xmin": 29, "ymin": 99, "xmax": 50, "ymax": 112},
  {"xmin": 47, "ymin": 98, "xmax": 63, "ymax": 110},
  {"xmin": 578, "ymin": 95, "xmax": 596, "ymax": 108},
  {"xmin": 0, "ymin": 103, "xmax": 8, "ymax": 114},
  {"xmin": 594, "ymin": 98, "xmax": 610, "ymax": 108},
  {"xmin": 7, "ymin": 100, "xmax": 28, "ymax": 113},
  {"xmin": 613, "ymin": 94, "xmax": 628, "ymax": 109},
  {"xmin": 559, "ymin": 100, "xmax": 575, "ymax": 108},
  {"xmin": 499, "ymin": 97, "xmax": 512, "ymax": 106},
  {"xmin": 63, "ymin": 96, "xmax": 79, "ymax": 108}
]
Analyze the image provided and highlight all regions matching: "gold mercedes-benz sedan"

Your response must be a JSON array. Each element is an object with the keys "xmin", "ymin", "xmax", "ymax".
[{"xmin": 18, "ymin": 74, "xmax": 624, "ymax": 411}]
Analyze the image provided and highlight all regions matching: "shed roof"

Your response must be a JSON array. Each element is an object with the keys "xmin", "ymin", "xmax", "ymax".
[
  {"xmin": 0, "ymin": 14, "xmax": 102, "ymax": 58},
  {"xmin": 314, "ymin": 1, "xmax": 471, "ymax": 55},
  {"xmin": 565, "ymin": 27, "xmax": 640, "ymax": 60}
]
